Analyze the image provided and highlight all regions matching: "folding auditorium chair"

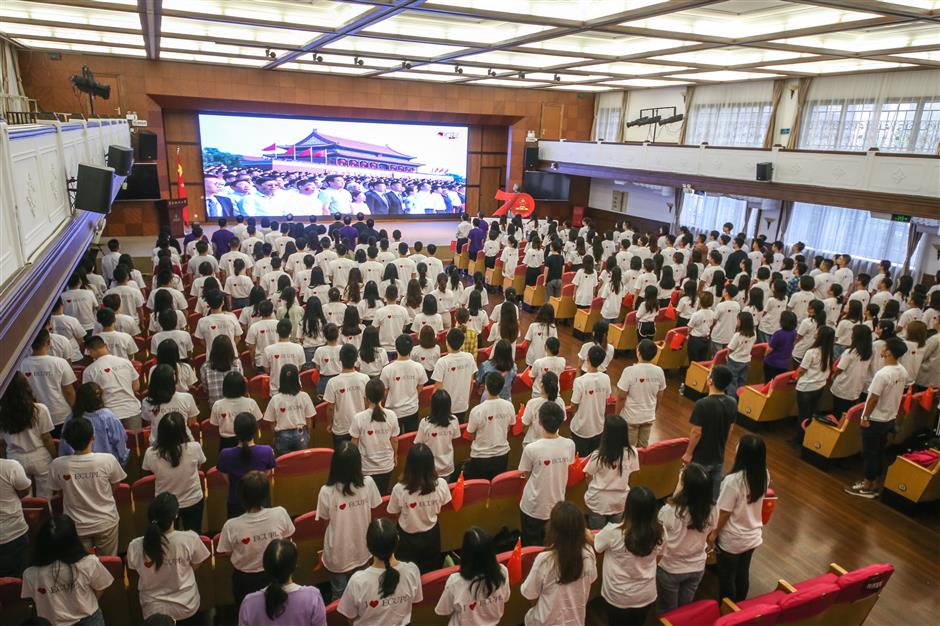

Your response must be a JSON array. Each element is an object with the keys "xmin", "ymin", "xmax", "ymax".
[
  {"xmin": 891, "ymin": 389, "xmax": 938, "ymax": 445},
  {"xmin": 661, "ymin": 600, "xmax": 782, "ymax": 626},
  {"xmin": 747, "ymin": 343, "xmax": 769, "ymax": 385},
  {"xmin": 653, "ymin": 326, "xmax": 690, "ymax": 372},
  {"xmin": 558, "ymin": 366, "xmax": 578, "ymax": 404},
  {"xmin": 787, "ymin": 563, "xmax": 894, "ymax": 626},
  {"xmin": 684, "ymin": 348, "xmax": 729, "ymax": 396},
  {"xmin": 372, "ymin": 494, "xmax": 396, "ymax": 523},
  {"xmin": 523, "ymin": 273, "xmax": 547, "ymax": 310},
  {"xmin": 485, "ymin": 470, "xmax": 526, "ymax": 536},
  {"xmin": 325, "ymin": 599, "xmax": 345, "ymax": 626},
  {"xmin": 497, "ymin": 546, "xmax": 544, "ymax": 625},
  {"xmin": 0, "ymin": 577, "xmax": 31, "ymax": 624},
  {"xmin": 212, "ymin": 533, "xmax": 235, "ymax": 609},
  {"xmin": 468, "ymin": 250, "xmax": 485, "ymax": 276},
  {"xmin": 455, "ymin": 243, "xmax": 470, "ymax": 273},
  {"xmin": 132, "ymin": 472, "xmax": 207, "ymax": 536},
  {"xmin": 883, "ymin": 449, "xmax": 940, "ymax": 503},
  {"xmin": 19, "ymin": 496, "xmax": 49, "ymax": 547},
  {"xmin": 418, "ymin": 383, "xmax": 436, "ymax": 419},
  {"xmin": 438, "ymin": 478, "xmax": 490, "ymax": 552},
  {"xmin": 504, "ymin": 264, "xmax": 526, "ymax": 295},
  {"xmin": 548, "ymin": 283, "xmax": 577, "ymax": 324},
  {"xmin": 653, "ymin": 308, "xmax": 677, "ymax": 341},
  {"xmin": 396, "ymin": 431, "xmax": 417, "ymax": 470},
  {"xmin": 98, "ymin": 555, "xmax": 130, "ymax": 626},
  {"xmin": 475, "ymin": 345, "xmax": 492, "ymax": 368},
  {"xmin": 573, "ymin": 296, "xmax": 604, "ymax": 338},
  {"xmin": 124, "ymin": 428, "xmax": 142, "ymax": 483},
  {"xmin": 114, "ymin": 482, "xmax": 133, "ymax": 554},
  {"xmin": 195, "ymin": 535, "xmax": 216, "ymax": 613},
  {"xmin": 133, "ymin": 335, "xmax": 148, "ymax": 361},
  {"xmin": 515, "ymin": 340, "xmax": 529, "ymax": 370},
  {"xmin": 205, "ymin": 468, "xmax": 229, "ymax": 533},
  {"xmin": 802, "ymin": 402, "xmax": 865, "ymax": 464},
  {"xmin": 411, "ymin": 564, "xmax": 459, "ymax": 626},
  {"xmin": 272, "ymin": 448, "xmax": 333, "ymax": 517},
  {"xmin": 737, "ymin": 371, "xmax": 799, "ymax": 426},
  {"xmin": 485, "ymin": 258, "xmax": 503, "ymax": 290},
  {"xmin": 630, "ymin": 438, "xmax": 689, "ymax": 500},
  {"xmin": 309, "ymin": 401, "xmax": 332, "ymax": 449},
  {"xmin": 610, "ymin": 311, "xmax": 639, "ymax": 355},
  {"xmin": 199, "ymin": 419, "xmax": 221, "ymax": 467},
  {"xmin": 454, "ymin": 423, "xmax": 472, "ymax": 468},
  {"xmin": 239, "ymin": 350, "xmax": 254, "ymax": 378},
  {"xmin": 291, "ymin": 512, "xmax": 330, "ymax": 587},
  {"xmin": 247, "ymin": 373, "xmax": 271, "ymax": 411},
  {"xmin": 727, "ymin": 580, "xmax": 840, "ymax": 626},
  {"xmin": 300, "ymin": 368, "xmax": 320, "ymax": 396}
]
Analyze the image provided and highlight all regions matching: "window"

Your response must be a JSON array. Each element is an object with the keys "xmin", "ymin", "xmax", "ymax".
[
  {"xmin": 594, "ymin": 106, "xmax": 622, "ymax": 141},
  {"xmin": 784, "ymin": 203, "xmax": 911, "ymax": 265},
  {"xmin": 682, "ymin": 192, "xmax": 748, "ymax": 233},
  {"xmin": 799, "ymin": 98, "xmax": 940, "ymax": 153},
  {"xmin": 684, "ymin": 102, "xmax": 773, "ymax": 147}
]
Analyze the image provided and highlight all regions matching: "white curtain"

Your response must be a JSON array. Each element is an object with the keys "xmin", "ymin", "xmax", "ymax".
[
  {"xmin": 797, "ymin": 69, "xmax": 940, "ymax": 154},
  {"xmin": 0, "ymin": 38, "xmax": 27, "ymax": 112},
  {"xmin": 592, "ymin": 90, "xmax": 625, "ymax": 142},
  {"xmin": 683, "ymin": 81, "xmax": 775, "ymax": 147},
  {"xmin": 784, "ymin": 203, "xmax": 911, "ymax": 265},
  {"xmin": 681, "ymin": 192, "xmax": 757, "ymax": 234}
]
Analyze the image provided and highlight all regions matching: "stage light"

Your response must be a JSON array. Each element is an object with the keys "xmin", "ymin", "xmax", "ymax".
[
  {"xmin": 519, "ymin": 72, "xmax": 526, "ymax": 79},
  {"xmin": 659, "ymin": 113, "xmax": 684, "ymax": 125},
  {"xmin": 454, "ymin": 65, "xmax": 463, "ymax": 74},
  {"xmin": 354, "ymin": 56, "xmax": 364, "ymax": 66},
  {"xmin": 265, "ymin": 48, "xmax": 276, "ymax": 59},
  {"xmin": 487, "ymin": 69, "xmax": 497, "ymax": 77},
  {"xmin": 314, "ymin": 55, "xmax": 323, "ymax": 62},
  {"xmin": 553, "ymin": 74, "xmax": 561, "ymax": 82},
  {"xmin": 402, "ymin": 61, "xmax": 413, "ymax": 70},
  {"xmin": 625, "ymin": 116, "xmax": 649, "ymax": 128},
  {"xmin": 70, "ymin": 65, "xmax": 110, "ymax": 100}
]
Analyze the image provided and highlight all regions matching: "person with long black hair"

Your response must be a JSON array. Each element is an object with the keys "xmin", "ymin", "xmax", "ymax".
[
  {"xmin": 584, "ymin": 415, "xmax": 639, "ymax": 530},
  {"xmin": 656, "ymin": 463, "xmax": 718, "ymax": 613},
  {"xmin": 435, "ymin": 526, "xmax": 510, "ymax": 624},
  {"xmin": 217, "ymin": 412, "xmax": 276, "ymax": 518},
  {"xmin": 351, "ymin": 378, "xmax": 399, "ymax": 495},
  {"xmin": 414, "ymin": 389, "xmax": 462, "ymax": 480},
  {"xmin": 142, "ymin": 413, "xmax": 206, "ymax": 532},
  {"xmin": 338, "ymin": 518, "xmax": 422, "ymax": 625},
  {"xmin": 142, "ymin": 364, "xmax": 200, "ymax": 445},
  {"xmin": 830, "ymin": 324, "xmax": 874, "ymax": 419},
  {"xmin": 22, "ymin": 515, "xmax": 114, "ymax": 626},
  {"xmin": 712, "ymin": 434, "xmax": 769, "ymax": 602},
  {"xmin": 127, "ymin": 492, "xmax": 210, "ymax": 625},
  {"xmin": 238, "ymin": 539, "xmax": 327, "ymax": 625},
  {"xmin": 0, "ymin": 371, "xmax": 57, "ymax": 498},
  {"xmin": 795, "ymin": 325, "xmax": 835, "ymax": 427}
]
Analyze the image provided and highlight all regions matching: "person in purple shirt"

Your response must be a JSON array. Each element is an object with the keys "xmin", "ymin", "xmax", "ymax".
[
  {"xmin": 338, "ymin": 215, "xmax": 359, "ymax": 245},
  {"xmin": 467, "ymin": 218, "xmax": 486, "ymax": 257},
  {"xmin": 211, "ymin": 218, "xmax": 237, "ymax": 259},
  {"xmin": 59, "ymin": 382, "xmax": 129, "ymax": 466},
  {"xmin": 217, "ymin": 413, "xmax": 277, "ymax": 517},
  {"xmin": 238, "ymin": 539, "xmax": 327, "ymax": 626},
  {"xmin": 764, "ymin": 310, "xmax": 798, "ymax": 382}
]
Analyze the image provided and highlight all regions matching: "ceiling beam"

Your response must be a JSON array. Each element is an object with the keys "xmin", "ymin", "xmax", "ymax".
[
  {"xmin": 137, "ymin": 0, "xmax": 161, "ymax": 60},
  {"xmin": 785, "ymin": 0, "xmax": 938, "ymax": 21}
]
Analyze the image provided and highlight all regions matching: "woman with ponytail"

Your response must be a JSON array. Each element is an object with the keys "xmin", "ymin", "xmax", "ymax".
[
  {"xmin": 435, "ymin": 526, "xmax": 510, "ymax": 624},
  {"xmin": 238, "ymin": 539, "xmax": 327, "ymax": 626},
  {"xmin": 142, "ymin": 412, "xmax": 206, "ymax": 532},
  {"xmin": 520, "ymin": 371, "xmax": 567, "ymax": 446},
  {"xmin": 217, "ymin": 413, "xmax": 276, "ymax": 518},
  {"xmin": 128, "ymin": 493, "xmax": 210, "ymax": 625},
  {"xmin": 337, "ymin": 518, "xmax": 422, "ymax": 626},
  {"xmin": 350, "ymin": 379, "xmax": 399, "ymax": 495}
]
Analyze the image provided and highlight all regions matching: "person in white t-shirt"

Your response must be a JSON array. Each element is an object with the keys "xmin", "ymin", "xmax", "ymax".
[
  {"xmin": 193, "ymin": 290, "xmax": 243, "ymax": 353},
  {"xmin": 50, "ymin": 416, "xmax": 127, "ymax": 555},
  {"xmin": 217, "ymin": 471, "xmax": 295, "ymax": 608},
  {"xmin": 518, "ymin": 402, "xmax": 576, "ymax": 546},
  {"xmin": 338, "ymin": 517, "xmax": 423, "ymax": 626},
  {"xmin": 711, "ymin": 287, "xmax": 741, "ymax": 356},
  {"xmin": 126, "ymin": 492, "xmax": 210, "ymax": 622},
  {"xmin": 51, "ymin": 298, "xmax": 87, "ymax": 362},
  {"xmin": 615, "ymin": 340, "xmax": 666, "ymax": 449},
  {"xmin": 465, "ymin": 373, "xmax": 516, "ymax": 481},
  {"xmin": 61, "ymin": 273, "xmax": 99, "ymax": 332},
  {"xmin": 313, "ymin": 324, "xmax": 344, "ymax": 395},
  {"xmin": 794, "ymin": 326, "xmax": 835, "ymax": 428},
  {"xmin": 435, "ymin": 526, "xmax": 511, "ymax": 624},
  {"xmin": 142, "ymin": 365, "xmax": 200, "ymax": 445},
  {"xmin": 830, "ymin": 325, "xmax": 874, "ymax": 419},
  {"xmin": 380, "ymin": 335, "xmax": 428, "ymax": 434},
  {"xmin": 94, "ymin": 307, "xmax": 138, "ymax": 361},
  {"xmin": 21, "ymin": 514, "xmax": 114, "ymax": 626},
  {"xmin": 592, "ymin": 485, "xmax": 664, "ymax": 626},
  {"xmin": 325, "ymin": 345, "xmax": 371, "ymax": 448},
  {"xmin": 387, "ymin": 443, "xmax": 452, "ymax": 574},
  {"xmin": 142, "ymin": 413, "xmax": 206, "ymax": 533},
  {"xmin": 432, "ymin": 329, "xmax": 477, "ymax": 419},
  {"xmin": 530, "ymin": 337, "xmax": 566, "ymax": 399},
  {"xmin": 105, "ymin": 266, "xmax": 145, "ymax": 322},
  {"xmin": 845, "ymin": 337, "xmax": 909, "ymax": 499},
  {"xmin": 350, "ymin": 379, "xmax": 400, "ymax": 496},
  {"xmin": 260, "ymin": 320, "xmax": 306, "ymax": 395},
  {"xmin": 1, "ymin": 372, "xmax": 58, "ymax": 499},
  {"xmin": 570, "ymin": 346, "xmax": 613, "ymax": 457},
  {"xmin": 520, "ymin": 501, "xmax": 597, "ymax": 625},
  {"xmin": 712, "ymin": 434, "xmax": 769, "ymax": 602},
  {"xmin": 521, "ymin": 371, "xmax": 567, "ymax": 447},
  {"xmin": 263, "ymin": 364, "xmax": 316, "ymax": 456},
  {"xmin": 524, "ymin": 306, "xmax": 558, "ymax": 366},
  {"xmin": 414, "ymin": 389, "xmax": 462, "ymax": 480},
  {"xmin": 576, "ymin": 321, "xmax": 615, "ymax": 373},
  {"xmin": 571, "ymin": 256, "xmax": 599, "ymax": 308},
  {"xmin": 20, "ymin": 329, "xmax": 78, "ymax": 434},
  {"xmin": 373, "ymin": 285, "xmax": 411, "ymax": 350},
  {"xmin": 724, "ymin": 312, "xmax": 757, "ymax": 399},
  {"xmin": 584, "ymin": 415, "xmax": 639, "ymax": 531},
  {"xmin": 0, "ymin": 457, "xmax": 32, "ymax": 577},
  {"xmin": 656, "ymin": 463, "xmax": 718, "ymax": 613}
]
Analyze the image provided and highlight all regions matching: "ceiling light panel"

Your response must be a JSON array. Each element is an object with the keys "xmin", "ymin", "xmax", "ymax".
[
  {"xmin": 160, "ymin": 51, "xmax": 269, "ymax": 66},
  {"xmin": 549, "ymin": 85, "xmax": 617, "ymax": 92},
  {"xmin": 161, "ymin": 16, "xmax": 315, "ymax": 46},
  {"xmin": 471, "ymin": 78, "xmax": 550, "ymax": 88},
  {"xmin": 429, "ymin": 0, "xmax": 664, "ymax": 21},
  {"xmin": 279, "ymin": 62, "xmax": 373, "ymax": 75},
  {"xmin": 323, "ymin": 36, "xmax": 466, "ymax": 58},
  {"xmin": 602, "ymin": 78, "xmax": 691, "ymax": 87},
  {"xmin": 621, "ymin": 2, "xmax": 882, "ymax": 38},
  {"xmin": 653, "ymin": 46, "xmax": 812, "ymax": 66},
  {"xmin": 0, "ymin": 23, "xmax": 144, "ymax": 46},
  {"xmin": 378, "ymin": 71, "xmax": 462, "ymax": 82},
  {"xmin": 759, "ymin": 59, "xmax": 918, "ymax": 74},
  {"xmin": 523, "ymin": 72, "xmax": 612, "ymax": 82},
  {"xmin": 893, "ymin": 51, "xmax": 940, "ymax": 62},
  {"xmin": 411, "ymin": 63, "xmax": 491, "ymax": 76},
  {"xmin": 521, "ymin": 32, "xmax": 695, "ymax": 57},
  {"xmin": 0, "ymin": 0, "xmax": 142, "ymax": 31},
  {"xmin": 362, "ymin": 11, "xmax": 550, "ymax": 41},
  {"xmin": 462, "ymin": 50, "xmax": 589, "ymax": 68},
  {"xmin": 669, "ymin": 70, "xmax": 781, "ymax": 81},
  {"xmin": 877, "ymin": 0, "xmax": 940, "ymax": 7},
  {"xmin": 579, "ymin": 62, "xmax": 689, "ymax": 75},
  {"xmin": 13, "ymin": 38, "xmax": 146, "ymax": 56},
  {"xmin": 159, "ymin": 38, "xmax": 272, "ymax": 58},
  {"xmin": 161, "ymin": 0, "xmax": 369, "ymax": 30},
  {"xmin": 771, "ymin": 23, "xmax": 940, "ymax": 53}
]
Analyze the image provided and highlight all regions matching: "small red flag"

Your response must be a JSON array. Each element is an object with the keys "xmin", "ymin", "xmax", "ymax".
[
  {"xmin": 567, "ymin": 454, "xmax": 586, "ymax": 486},
  {"xmin": 663, "ymin": 302, "xmax": 677, "ymax": 321},
  {"xmin": 919, "ymin": 386, "xmax": 936, "ymax": 411},
  {"xmin": 901, "ymin": 386, "xmax": 914, "ymax": 414},
  {"xmin": 451, "ymin": 472, "xmax": 465, "ymax": 512},
  {"xmin": 669, "ymin": 331, "xmax": 686, "ymax": 351},
  {"xmin": 507, "ymin": 538, "xmax": 523, "ymax": 584},
  {"xmin": 518, "ymin": 367, "xmax": 534, "ymax": 388},
  {"xmin": 512, "ymin": 403, "xmax": 525, "ymax": 437},
  {"xmin": 761, "ymin": 488, "xmax": 777, "ymax": 525},
  {"xmin": 175, "ymin": 147, "xmax": 189, "ymax": 226}
]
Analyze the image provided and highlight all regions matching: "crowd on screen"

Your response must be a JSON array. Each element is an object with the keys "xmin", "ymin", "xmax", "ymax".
[
  {"xmin": 0, "ymin": 210, "xmax": 937, "ymax": 626},
  {"xmin": 203, "ymin": 166, "xmax": 466, "ymax": 218}
]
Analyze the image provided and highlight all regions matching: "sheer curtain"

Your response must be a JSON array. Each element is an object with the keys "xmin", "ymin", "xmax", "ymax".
[
  {"xmin": 784, "ymin": 203, "xmax": 911, "ymax": 264},
  {"xmin": 681, "ymin": 192, "xmax": 754, "ymax": 234},
  {"xmin": 592, "ymin": 91, "xmax": 625, "ymax": 142},
  {"xmin": 797, "ymin": 69, "xmax": 940, "ymax": 154},
  {"xmin": 683, "ymin": 81, "xmax": 775, "ymax": 147}
]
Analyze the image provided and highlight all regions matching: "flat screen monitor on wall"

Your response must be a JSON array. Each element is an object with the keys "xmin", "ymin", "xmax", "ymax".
[
  {"xmin": 198, "ymin": 113, "xmax": 469, "ymax": 218},
  {"xmin": 523, "ymin": 171, "xmax": 570, "ymax": 201}
]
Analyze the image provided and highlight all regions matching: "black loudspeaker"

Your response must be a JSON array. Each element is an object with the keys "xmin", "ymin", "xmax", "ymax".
[
  {"xmin": 137, "ymin": 131, "xmax": 157, "ymax": 161},
  {"xmin": 75, "ymin": 163, "xmax": 117, "ymax": 214},
  {"xmin": 107, "ymin": 145, "xmax": 134, "ymax": 176},
  {"xmin": 524, "ymin": 146, "xmax": 539, "ymax": 171},
  {"xmin": 756, "ymin": 162, "xmax": 773, "ymax": 181}
]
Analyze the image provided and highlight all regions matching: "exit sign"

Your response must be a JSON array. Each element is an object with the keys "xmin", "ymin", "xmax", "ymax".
[{"xmin": 891, "ymin": 214, "xmax": 911, "ymax": 223}]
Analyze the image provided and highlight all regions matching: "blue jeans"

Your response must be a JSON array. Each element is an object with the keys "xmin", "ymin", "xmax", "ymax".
[
  {"xmin": 657, "ymin": 567, "xmax": 705, "ymax": 613},
  {"xmin": 725, "ymin": 359, "xmax": 748, "ymax": 399},
  {"xmin": 273, "ymin": 426, "xmax": 308, "ymax": 456},
  {"xmin": 75, "ymin": 609, "xmax": 106, "ymax": 626}
]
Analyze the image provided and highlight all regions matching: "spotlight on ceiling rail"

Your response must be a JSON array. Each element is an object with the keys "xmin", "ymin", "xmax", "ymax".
[{"xmin": 659, "ymin": 113, "xmax": 684, "ymax": 125}]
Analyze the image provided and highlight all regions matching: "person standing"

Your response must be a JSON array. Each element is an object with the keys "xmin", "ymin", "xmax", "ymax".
[{"xmin": 682, "ymin": 365, "xmax": 737, "ymax": 500}]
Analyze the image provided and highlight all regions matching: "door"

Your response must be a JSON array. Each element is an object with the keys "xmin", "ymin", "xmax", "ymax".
[
  {"xmin": 479, "ymin": 166, "xmax": 504, "ymax": 214},
  {"xmin": 540, "ymin": 104, "xmax": 564, "ymax": 140}
]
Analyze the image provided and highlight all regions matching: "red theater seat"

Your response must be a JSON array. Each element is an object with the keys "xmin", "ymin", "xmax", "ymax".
[
  {"xmin": 632, "ymin": 438, "xmax": 688, "ymax": 499},
  {"xmin": 272, "ymin": 448, "xmax": 333, "ymax": 517},
  {"xmin": 411, "ymin": 564, "xmax": 461, "ymax": 626},
  {"xmin": 486, "ymin": 470, "xmax": 526, "ymax": 535},
  {"xmin": 292, "ymin": 511, "xmax": 329, "ymax": 587},
  {"xmin": 660, "ymin": 599, "xmax": 720, "ymax": 626},
  {"xmin": 439, "ymin": 479, "xmax": 489, "ymax": 552}
]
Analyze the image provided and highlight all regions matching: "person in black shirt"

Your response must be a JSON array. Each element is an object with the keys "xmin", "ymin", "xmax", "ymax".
[
  {"xmin": 543, "ymin": 240, "xmax": 566, "ymax": 298},
  {"xmin": 724, "ymin": 236, "xmax": 748, "ymax": 281},
  {"xmin": 683, "ymin": 364, "xmax": 737, "ymax": 499}
]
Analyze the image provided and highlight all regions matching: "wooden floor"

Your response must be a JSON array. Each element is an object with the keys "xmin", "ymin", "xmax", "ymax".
[{"xmin": 507, "ymin": 293, "xmax": 940, "ymax": 626}]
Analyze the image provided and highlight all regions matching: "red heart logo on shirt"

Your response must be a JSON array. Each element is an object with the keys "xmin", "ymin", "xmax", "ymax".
[
  {"xmin": 339, "ymin": 503, "xmax": 347, "ymax": 511},
  {"xmin": 339, "ymin": 388, "xmax": 346, "ymax": 394},
  {"xmin": 144, "ymin": 561, "xmax": 154, "ymax": 568},
  {"xmin": 367, "ymin": 430, "xmax": 374, "ymax": 436},
  {"xmin": 419, "ymin": 356, "xmax": 426, "ymax": 361},
  {"xmin": 395, "ymin": 376, "xmax": 401, "ymax": 382},
  {"xmin": 210, "ymin": 325, "xmax": 218, "ymax": 331},
  {"xmin": 409, "ymin": 502, "xmax": 418, "ymax": 509},
  {"xmin": 279, "ymin": 407, "xmax": 286, "ymax": 413},
  {"xmin": 537, "ymin": 332, "xmax": 542, "ymax": 337},
  {"xmin": 24, "ymin": 372, "xmax": 31, "ymax": 377},
  {"xmin": 241, "ymin": 537, "xmax": 251, "ymax": 545},
  {"xmin": 104, "ymin": 368, "xmax": 111, "ymax": 374},
  {"xmin": 543, "ymin": 460, "xmax": 551, "ymax": 466},
  {"xmin": 369, "ymin": 600, "xmax": 379, "ymax": 608},
  {"xmin": 324, "ymin": 358, "xmax": 329, "ymax": 363},
  {"xmin": 274, "ymin": 354, "xmax": 280, "ymax": 360},
  {"xmin": 431, "ymin": 432, "xmax": 438, "ymax": 438},
  {"xmin": 611, "ymin": 464, "xmax": 617, "ymax": 470},
  {"xmin": 487, "ymin": 416, "xmax": 494, "ymax": 421},
  {"xmin": 387, "ymin": 315, "xmax": 392, "ymax": 320},
  {"xmin": 588, "ymin": 389, "xmax": 594, "ymax": 395},
  {"xmin": 469, "ymin": 602, "xmax": 477, "ymax": 610},
  {"xmin": 639, "ymin": 378, "xmax": 645, "ymax": 383},
  {"xmin": 63, "ymin": 474, "xmax": 71, "ymax": 481},
  {"xmin": 222, "ymin": 412, "xmax": 228, "ymax": 418},
  {"xmin": 259, "ymin": 330, "xmax": 265, "ymax": 334},
  {"xmin": 543, "ymin": 368, "xmax": 549, "ymax": 373},
  {"xmin": 38, "ymin": 587, "xmax": 47, "ymax": 595},
  {"xmin": 451, "ymin": 367, "xmax": 456, "ymax": 372}
]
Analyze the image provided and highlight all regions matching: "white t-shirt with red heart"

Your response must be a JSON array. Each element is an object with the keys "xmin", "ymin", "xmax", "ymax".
[
  {"xmin": 570, "ymin": 371, "xmax": 612, "ymax": 438},
  {"xmin": 82, "ymin": 354, "xmax": 140, "ymax": 421},
  {"xmin": 338, "ymin": 562, "xmax": 423, "ymax": 626},
  {"xmin": 245, "ymin": 319, "xmax": 279, "ymax": 366},
  {"xmin": 434, "ymin": 564, "xmax": 511, "ymax": 626},
  {"xmin": 414, "ymin": 416, "xmax": 462, "ymax": 477},
  {"xmin": 217, "ymin": 507, "xmax": 295, "ymax": 573},
  {"xmin": 263, "ymin": 391, "xmax": 316, "ymax": 431},
  {"xmin": 584, "ymin": 447, "xmax": 640, "ymax": 516},
  {"xmin": 519, "ymin": 436, "xmax": 576, "ymax": 520},
  {"xmin": 387, "ymin": 477, "xmax": 452, "ymax": 533},
  {"xmin": 209, "ymin": 396, "xmax": 263, "ymax": 438},
  {"xmin": 350, "ymin": 408, "xmax": 400, "ymax": 475},
  {"xmin": 521, "ymin": 396, "xmax": 568, "ymax": 446},
  {"xmin": 380, "ymin": 359, "xmax": 427, "ymax": 418},
  {"xmin": 616, "ymin": 362, "xmax": 667, "ymax": 425},
  {"xmin": 262, "ymin": 342, "xmax": 306, "ymax": 394},
  {"xmin": 431, "ymin": 352, "xmax": 477, "ymax": 413},
  {"xmin": 126, "ymin": 529, "xmax": 210, "ymax": 620},
  {"xmin": 22, "ymin": 555, "xmax": 113, "ymax": 626},
  {"xmin": 49, "ymin": 452, "xmax": 126, "ymax": 535},
  {"xmin": 323, "ymin": 371, "xmax": 370, "ymax": 435},
  {"xmin": 529, "ymin": 355, "xmax": 567, "ymax": 398},
  {"xmin": 19, "ymin": 354, "xmax": 77, "ymax": 425},
  {"xmin": 316, "ymin": 477, "xmax": 383, "ymax": 573},
  {"xmin": 467, "ymin": 398, "xmax": 515, "ymax": 458}
]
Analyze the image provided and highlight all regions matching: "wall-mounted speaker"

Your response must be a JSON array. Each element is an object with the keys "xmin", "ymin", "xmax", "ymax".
[
  {"xmin": 137, "ymin": 131, "xmax": 157, "ymax": 161},
  {"xmin": 75, "ymin": 163, "xmax": 118, "ymax": 214},
  {"xmin": 524, "ymin": 146, "xmax": 539, "ymax": 171},
  {"xmin": 756, "ymin": 162, "xmax": 773, "ymax": 182},
  {"xmin": 107, "ymin": 145, "xmax": 134, "ymax": 176}
]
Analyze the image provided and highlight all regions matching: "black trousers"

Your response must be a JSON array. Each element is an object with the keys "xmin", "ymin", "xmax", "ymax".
[
  {"xmin": 763, "ymin": 363, "xmax": 787, "ymax": 383},
  {"xmin": 862, "ymin": 420, "xmax": 895, "ymax": 482},
  {"xmin": 396, "ymin": 522, "xmax": 442, "ymax": 574},
  {"xmin": 521, "ymin": 511, "xmax": 547, "ymax": 547},
  {"xmin": 688, "ymin": 336, "xmax": 710, "ymax": 362},
  {"xmin": 525, "ymin": 266, "xmax": 541, "ymax": 287},
  {"xmin": 484, "ymin": 255, "xmax": 497, "ymax": 269},
  {"xmin": 832, "ymin": 394, "xmax": 859, "ymax": 418},
  {"xmin": 332, "ymin": 432, "xmax": 352, "ymax": 449},
  {"xmin": 232, "ymin": 569, "xmax": 270, "ymax": 609},
  {"xmin": 464, "ymin": 453, "xmax": 508, "ymax": 481},
  {"xmin": 571, "ymin": 433, "xmax": 601, "ymax": 457},
  {"xmin": 179, "ymin": 498, "xmax": 204, "ymax": 534},
  {"xmin": 796, "ymin": 388, "xmax": 825, "ymax": 421},
  {"xmin": 606, "ymin": 601, "xmax": 653, "ymax": 626},
  {"xmin": 717, "ymin": 546, "xmax": 755, "ymax": 602},
  {"xmin": 398, "ymin": 413, "xmax": 419, "ymax": 434},
  {"xmin": 371, "ymin": 471, "xmax": 393, "ymax": 496}
]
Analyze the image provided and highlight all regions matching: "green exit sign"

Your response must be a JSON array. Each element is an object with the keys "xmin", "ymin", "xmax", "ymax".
[{"xmin": 891, "ymin": 214, "xmax": 911, "ymax": 223}]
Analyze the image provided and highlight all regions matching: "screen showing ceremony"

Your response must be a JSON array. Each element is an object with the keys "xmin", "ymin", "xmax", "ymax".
[{"xmin": 198, "ymin": 113, "xmax": 469, "ymax": 219}]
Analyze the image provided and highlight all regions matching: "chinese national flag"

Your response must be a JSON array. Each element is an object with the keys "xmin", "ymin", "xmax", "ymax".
[
  {"xmin": 175, "ymin": 147, "xmax": 190, "ymax": 226},
  {"xmin": 920, "ymin": 386, "xmax": 935, "ymax": 411},
  {"xmin": 663, "ymin": 302, "xmax": 677, "ymax": 320},
  {"xmin": 451, "ymin": 472, "xmax": 465, "ymax": 512},
  {"xmin": 507, "ymin": 538, "xmax": 523, "ymax": 584},
  {"xmin": 512, "ymin": 403, "xmax": 525, "ymax": 437}
]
